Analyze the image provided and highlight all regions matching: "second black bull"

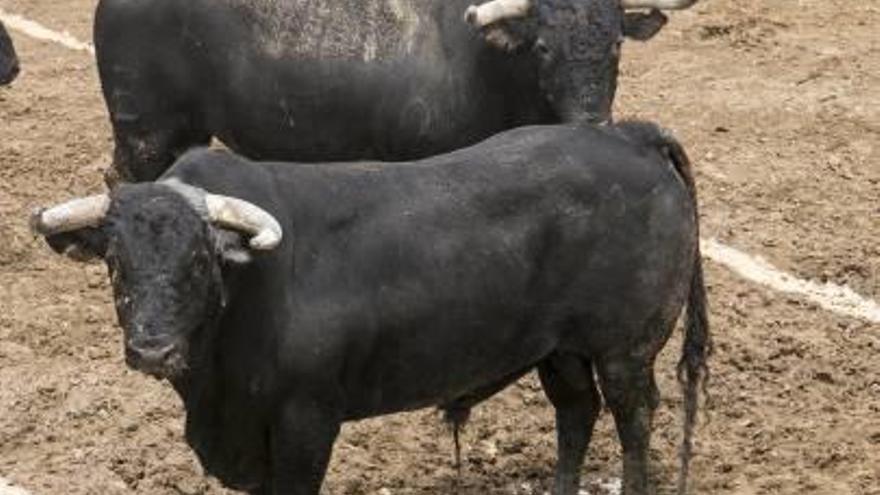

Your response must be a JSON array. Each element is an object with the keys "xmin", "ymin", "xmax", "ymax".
[{"xmin": 95, "ymin": 0, "xmax": 697, "ymax": 183}]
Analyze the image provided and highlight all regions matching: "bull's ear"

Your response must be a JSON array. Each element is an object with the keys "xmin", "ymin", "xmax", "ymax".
[
  {"xmin": 44, "ymin": 227, "xmax": 108, "ymax": 262},
  {"xmin": 212, "ymin": 229, "xmax": 252, "ymax": 266},
  {"xmin": 623, "ymin": 9, "xmax": 668, "ymax": 41}
]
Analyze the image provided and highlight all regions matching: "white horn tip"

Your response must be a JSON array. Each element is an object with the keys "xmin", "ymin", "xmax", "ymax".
[
  {"xmin": 30, "ymin": 208, "xmax": 48, "ymax": 235},
  {"xmin": 249, "ymin": 230, "xmax": 283, "ymax": 250},
  {"xmin": 464, "ymin": 5, "xmax": 480, "ymax": 25},
  {"xmin": 27, "ymin": 194, "xmax": 111, "ymax": 237}
]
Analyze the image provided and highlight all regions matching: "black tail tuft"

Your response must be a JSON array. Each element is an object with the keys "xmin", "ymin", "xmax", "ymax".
[{"xmin": 676, "ymin": 251, "xmax": 711, "ymax": 495}]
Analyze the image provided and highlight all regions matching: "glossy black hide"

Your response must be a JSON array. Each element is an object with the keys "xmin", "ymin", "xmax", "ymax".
[
  {"xmin": 45, "ymin": 122, "xmax": 708, "ymax": 495},
  {"xmin": 0, "ymin": 22, "xmax": 20, "ymax": 85},
  {"xmin": 94, "ymin": 0, "xmax": 549, "ymax": 183}
]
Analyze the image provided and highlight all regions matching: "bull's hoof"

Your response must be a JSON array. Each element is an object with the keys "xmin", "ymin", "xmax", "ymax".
[{"xmin": 464, "ymin": 5, "xmax": 479, "ymax": 25}]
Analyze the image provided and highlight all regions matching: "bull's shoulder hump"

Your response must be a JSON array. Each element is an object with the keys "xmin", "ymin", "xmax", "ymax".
[{"xmin": 163, "ymin": 149, "xmax": 259, "ymax": 188}]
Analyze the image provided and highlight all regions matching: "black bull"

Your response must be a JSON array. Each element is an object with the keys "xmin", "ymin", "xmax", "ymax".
[
  {"xmin": 0, "ymin": 21, "xmax": 19, "ymax": 85},
  {"xmin": 34, "ymin": 122, "xmax": 710, "ymax": 495},
  {"xmin": 94, "ymin": 0, "xmax": 689, "ymax": 183}
]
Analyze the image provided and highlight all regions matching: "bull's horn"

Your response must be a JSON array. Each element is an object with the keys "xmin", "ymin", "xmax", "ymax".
[
  {"xmin": 620, "ymin": 0, "xmax": 697, "ymax": 9},
  {"xmin": 464, "ymin": 0, "xmax": 531, "ymax": 27},
  {"xmin": 31, "ymin": 194, "xmax": 110, "ymax": 236},
  {"xmin": 204, "ymin": 194, "xmax": 283, "ymax": 250}
]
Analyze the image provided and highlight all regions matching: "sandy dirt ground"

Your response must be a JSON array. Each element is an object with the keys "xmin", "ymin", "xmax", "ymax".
[{"xmin": 0, "ymin": 0, "xmax": 877, "ymax": 494}]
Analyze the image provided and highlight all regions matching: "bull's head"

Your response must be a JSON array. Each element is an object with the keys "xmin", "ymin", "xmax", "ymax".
[
  {"xmin": 0, "ymin": 22, "xmax": 20, "ymax": 86},
  {"xmin": 465, "ymin": 0, "xmax": 697, "ymax": 123},
  {"xmin": 31, "ymin": 181, "xmax": 282, "ymax": 379}
]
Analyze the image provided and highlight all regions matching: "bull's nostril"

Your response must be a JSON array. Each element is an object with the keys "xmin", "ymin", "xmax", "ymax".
[{"xmin": 125, "ymin": 343, "xmax": 175, "ymax": 369}]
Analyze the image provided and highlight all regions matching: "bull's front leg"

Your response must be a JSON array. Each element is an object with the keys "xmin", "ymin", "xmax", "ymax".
[{"xmin": 267, "ymin": 399, "xmax": 341, "ymax": 495}]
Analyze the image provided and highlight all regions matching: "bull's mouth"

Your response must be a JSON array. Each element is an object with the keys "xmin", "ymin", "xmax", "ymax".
[{"xmin": 125, "ymin": 343, "xmax": 189, "ymax": 379}]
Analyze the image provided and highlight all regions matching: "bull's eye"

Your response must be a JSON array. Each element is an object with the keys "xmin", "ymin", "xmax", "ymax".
[{"xmin": 567, "ymin": 31, "xmax": 593, "ymax": 60}]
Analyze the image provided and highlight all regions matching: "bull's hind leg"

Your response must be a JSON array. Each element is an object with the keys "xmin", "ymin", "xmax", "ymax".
[
  {"xmin": 538, "ymin": 353, "xmax": 602, "ymax": 495},
  {"xmin": 595, "ymin": 356, "xmax": 661, "ymax": 495}
]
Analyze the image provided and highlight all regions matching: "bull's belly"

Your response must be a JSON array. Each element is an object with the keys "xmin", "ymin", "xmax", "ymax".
[
  {"xmin": 340, "ymin": 327, "xmax": 558, "ymax": 420},
  {"xmin": 214, "ymin": 123, "xmax": 380, "ymax": 164},
  {"xmin": 211, "ymin": 95, "xmax": 493, "ymax": 164}
]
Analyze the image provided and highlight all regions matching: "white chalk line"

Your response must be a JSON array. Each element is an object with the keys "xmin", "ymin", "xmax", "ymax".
[
  {"xmin": 702, "ymin": 238, "xmax": 880, "ymax": 324},
  {"xmin": 0, "ymin": 9, "xmax": 95, "ymax": 55},
  {"xmin": 0, "ymin": 477, "xmax": 29, "ymax": 495},
  {"xmin": 593, "ymin": 477, "xmax": 622, "ymax": 495},
  {"xmin": 518, "ymin": 476, "xmax": 620, "ymax": 495}
]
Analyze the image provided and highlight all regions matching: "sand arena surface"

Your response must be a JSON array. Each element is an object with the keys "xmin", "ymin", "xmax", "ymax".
[{"xmin": 0, "ymin": 0, "xmax": 878, "ymax": 493}]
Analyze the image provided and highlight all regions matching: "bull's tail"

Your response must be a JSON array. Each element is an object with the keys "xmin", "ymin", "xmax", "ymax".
[
  {"xmin": 661, "ymin": 131, "xmax": 713, "ymax": 495},
  {"xmin": 613, "ymin": 121, "xmax": 713, "ymax": 494},
  {"xmin": 676, "ymin": 246, "xmax": 710, "ymax": 495}
]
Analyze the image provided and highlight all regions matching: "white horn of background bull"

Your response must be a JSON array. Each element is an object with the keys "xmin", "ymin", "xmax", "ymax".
[
  {"xmin": 464, "ymin": 0, "xmax": 531, "ymax": 27},
  {"xmin": 31, "ymin": 194, "xmax": 110, "ymax": 236},
  {"xmin": 204, "ymin": 194, "xmax": 283, "ymax": 250},
  {"xmin": 620, "ymin": 0, "xmax": 697, "ymax": 9}
]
